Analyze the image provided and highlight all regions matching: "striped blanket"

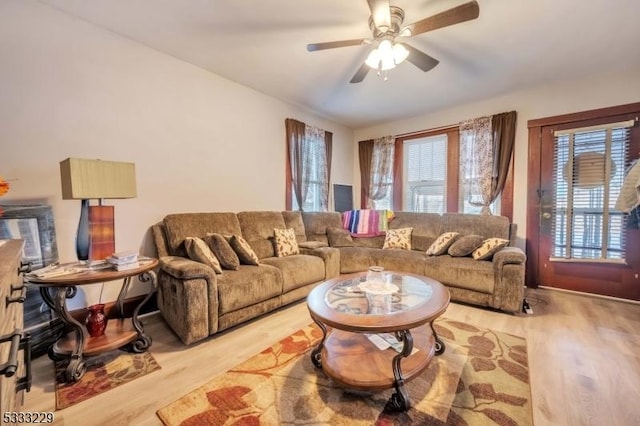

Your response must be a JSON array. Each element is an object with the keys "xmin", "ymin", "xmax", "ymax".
[{"xmin": 342, "ymin": 209, "xmax": 394, "ymax": 237}]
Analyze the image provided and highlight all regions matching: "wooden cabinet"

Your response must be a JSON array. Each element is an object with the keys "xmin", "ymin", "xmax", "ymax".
[{"xmin": 0, "ymin": 240, "xmax": 31, "ymax": 417}]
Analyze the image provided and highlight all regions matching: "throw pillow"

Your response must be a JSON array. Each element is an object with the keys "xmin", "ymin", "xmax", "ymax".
[
  {"xmin": 229, "ymin": 234, "xmax": 260, "ymax": 265},
  {"xmin": 448, "ymin": 235, "xmax": 485, "ymax": 257},
  {"xmin": 205, "ymin": 233, "xmax": 240, "ymax": 270},
  {"xmin": 184, "ymin": 237, "xmax": 223, "ymax": 274},
  {"xmin": 383, "ymin": 227, "xmax": 413, "ymax": 250},
  {"xmin": 472, "ymin": 237, "xmax": 510, "ymax": 260},
  {"xmin": 426, "ymin": 232, "xmax": 460, "ymax": 256},
  {"xmin": 326, "ymin": 227, "xmax": 354, "ymax": 247},
  {"xmin": 274, "ymin": 228, "xmax": 300, "ymax": 257}
]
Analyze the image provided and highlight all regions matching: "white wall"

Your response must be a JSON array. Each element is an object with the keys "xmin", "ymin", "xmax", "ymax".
[
  {"xmin": 0, "ymin": 0, "xmax": 354, "ymax": 307},
  {"xmin": 354, "ymin": 68, "xmax": 640, "ymax": 249}
]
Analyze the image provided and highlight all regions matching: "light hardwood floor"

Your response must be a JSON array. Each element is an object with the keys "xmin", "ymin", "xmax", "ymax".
[{"xmin": 22, "ymin": 288, "xmax": 640, "ymax": 425}]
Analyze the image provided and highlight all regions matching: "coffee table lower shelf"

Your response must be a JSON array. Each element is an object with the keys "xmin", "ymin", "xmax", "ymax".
[{"xmin": 319, "ymin": 326, "xmax": 435, "ymax": 392}]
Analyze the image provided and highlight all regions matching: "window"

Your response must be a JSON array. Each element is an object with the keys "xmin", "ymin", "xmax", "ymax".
[
  {"xmin": 292, "ymin": 126, "xmax": 328, "ymax": 211},
  {"xmin": 369, "ymin": 137, "xmax": 394, "ymax": 210},
  {"xmin": 403, "ymin": 135, "xmax": 447, "ymax": 213},
  {"xmin": 390, "ymin": 117, "xmax": 513, "ymax": 218},
  {"xmin": 551, "ymin": 120, "xmax": 633, "ymax": 261},
  {"xmin": 286, "ymin": 119, "xmax": 331, "ymax": 212},
  {"xmin": 459, "ymin": 129, "xmax": 499, "ymax": 214},
  {"xmin": 371, "ymin": 195, "xmax": 392, "ymax": 210}
]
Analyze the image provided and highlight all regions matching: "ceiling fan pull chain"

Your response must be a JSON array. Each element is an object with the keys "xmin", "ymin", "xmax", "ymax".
[{"xmin": 375, "ymin": 68, "xmax": 389, "ymax": 81}]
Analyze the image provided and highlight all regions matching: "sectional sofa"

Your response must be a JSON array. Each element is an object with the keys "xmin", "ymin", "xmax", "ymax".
[{"xmin": 151, "ymin": 211, "xmax": 526, "ymax": 345}]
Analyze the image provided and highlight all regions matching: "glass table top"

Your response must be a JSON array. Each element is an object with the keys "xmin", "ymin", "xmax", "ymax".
[{"xmin": 324, "ymin": 272, "xmax": 434, "ymax": 316}]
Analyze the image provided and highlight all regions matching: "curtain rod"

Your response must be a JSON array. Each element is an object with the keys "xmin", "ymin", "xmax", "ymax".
[{"xmin": 395, "ymin": 123, "xmax": 458, "ymax": 139}]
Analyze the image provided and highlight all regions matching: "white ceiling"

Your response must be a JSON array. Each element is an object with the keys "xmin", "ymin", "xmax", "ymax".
[{"xmin": 41, "ymin": 0, "xmax": 640, "ymax": 128}]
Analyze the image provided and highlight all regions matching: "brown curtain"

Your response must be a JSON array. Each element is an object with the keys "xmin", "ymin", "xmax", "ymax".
[
  {"xmin": 358, "ymin": 140, "xmax": 374, "ymax": 208},
  {"xmin": 489, "ymin": 111, "xmax": 517, "ymax": 204},
  {"xmin": 325, "ymin": 131, "xmax": 333, "ymax": 206},
  {"xmin": 392, "ymin": 139, "xmax": 404, "ymax": 211},
  {"xmin": 285, "ymin": 118, "xmax": 306, "ymax": 210}
]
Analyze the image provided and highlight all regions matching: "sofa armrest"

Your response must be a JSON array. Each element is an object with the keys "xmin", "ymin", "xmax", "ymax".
[
  {"xmin": 156, "ymin": 256, "xmax": 219, "ymax": 345},
  {"xmin": 492, "ymin": 247, "xmax": 526, "ymax": 267},
  {"xmin": 300, "ymin": 247, "xmax": 340, "ymax": 279},
  {"xmin": 491, "ymin": 247, "xmax": 526, "ymax": 313},
  {"xmin": 159, "ymin": 256, "xmax": 218, "ymax": 281}
]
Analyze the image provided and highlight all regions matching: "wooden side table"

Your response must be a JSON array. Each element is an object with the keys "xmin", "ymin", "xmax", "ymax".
[{"xmin": 26, "ymin": 259, "xmax": 158, "ymax": 382}]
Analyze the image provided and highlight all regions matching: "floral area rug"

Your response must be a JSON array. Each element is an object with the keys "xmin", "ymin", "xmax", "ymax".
[
  {"xmin": 55, "ymin": 350, "xmax": 160, "ymax": 410},
  {"xmin": 157, "ymin": 319, "xmax": 532, "ymax": 425}
]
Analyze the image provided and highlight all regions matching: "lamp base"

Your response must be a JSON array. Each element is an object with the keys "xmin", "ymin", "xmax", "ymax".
[
  {"xmin": 76, "ymin": 199, "xmax": 90, "ymax": 262},
  {"xmin": 89, "ymin": 205, "xmax": 115, "ymax": 261}
]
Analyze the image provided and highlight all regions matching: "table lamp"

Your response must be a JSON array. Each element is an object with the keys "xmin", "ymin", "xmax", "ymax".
[{"xmin": 60, "ymin": 158, "xmax": 137, "ymax": 262}]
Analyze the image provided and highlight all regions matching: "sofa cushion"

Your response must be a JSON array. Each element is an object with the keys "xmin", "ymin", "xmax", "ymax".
[
  {"xmin": 261, "ymin": 254, "xmax": 325, "ymax": 292},
  {"xmin": 338, "ymin": 247, "xmax": 378, "ymax": 273},
  {"xmin": 163, "ymin": 213, "xmax": 242, "ymax": 256},
  {"xmin": 426, "ymin": 232, "xmax": 460, "ymax": 256},
  {"xmin": 390, "ymin": 212, "xmax": 442, "ymax": 251},
  {"xmin": 301, "ymin": 212, "xmax": 342, "ymax": 244},
  {"xmin": 371, "ymin": 249, "xmax": 428, "ymax": 276},
  {"xmin": 448, "ymin": 235, "xmax": 484, "ymax": 257},
  {"xmin": 411, "ymin": 235, "xmax": 436, "ymax": 252},
  {"xmin": 442, "ymin": 213, "xmax": 510, "ymax": 240},
  {"xmin": 390, "ymin": 212, "xmax": 442, "ymax": 234},
  {"xmin": 383, "ymin": 227, "xmax": 413, "ymax": 250},
  {"xmin": 274, "ymin": 228, "xmax": 300, "ymax": 257},
  {"xmin": 237, "ymin": 211, "xmax": 287, "ymax": 259},
  {"xmin": 424, "ymin": 255, "xmax": 495, "ymax": 294},
  {"xmin": 229, "ymin": 235, "xmax": 260, "ymax": 265},
  {"xmin": 281, "ymin": 211, "xmax": 307, "ymax": 242},
  {"xmin": 327, "ymin": 227, "xmax": 354, "ymax": 247},
  {"xmin": 184, "ymin": 237, "xmax": 222, "ymax": 274},
  {"xmin": 205, "ymin": 233, "xmax": 240, "ymax": 270},
  {"xmin": 352, "ymin": 235, "xmax": 385, "ymax": 248},
  {"xmin": 298, "ymin": 241, "xmax": 328, "ymax": 249},
  {"xmin": 473, "ymin": 238, "xmax": 510, "ymax": 260},
  {"xmin": 216, "ymin": 265, "xmax": 283, "ymax": 314}
]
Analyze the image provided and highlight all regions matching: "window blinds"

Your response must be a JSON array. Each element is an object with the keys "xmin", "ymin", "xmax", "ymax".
[
  {"xmin": 403, "ymin": 135, "xmax": 447, "ymax": 213},
  {"xmin": 551, "ymin": 120, "xmax": 633, "ymax": 262}
]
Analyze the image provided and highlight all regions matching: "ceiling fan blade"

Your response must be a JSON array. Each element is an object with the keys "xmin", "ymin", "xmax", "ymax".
[
  {"xmin": 402, "ymin": 43, "xmax": 440, "ymax": 72},
  {"xmin": 307, "ymin": 39, "xmax": 366, "ymax": 52},
  {"xmin": 404, "ymin": 0, "xmax": 479, "ymax": 36},
  {"xmin": 367, "ymin": 0, "xmax": 391, "ymax": 31},
  {"xmin": 350, "ymin": 63, "xmax": 371, "ymax": 84}
]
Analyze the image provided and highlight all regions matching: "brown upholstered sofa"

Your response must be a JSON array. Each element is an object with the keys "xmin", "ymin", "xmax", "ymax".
[
  {"xmin": 302, "ymin": 211, "xmax": 525, "ymax": 315},
  {"xmin": 151, "ymin": 211, "xmax": 339, "ymax": 344},
  {"xmin": 151, "ymin": 210, "xmax": 525, "ymax": 345}
]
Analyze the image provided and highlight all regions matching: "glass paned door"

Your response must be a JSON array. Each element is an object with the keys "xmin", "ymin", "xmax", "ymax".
[
  {"xmin": 535, "ymin": 111, "xmax": 640, "ymax": 300},
  {"xmin": 550, "ymin": 123, "xmax": 631, "ymax": 262}
]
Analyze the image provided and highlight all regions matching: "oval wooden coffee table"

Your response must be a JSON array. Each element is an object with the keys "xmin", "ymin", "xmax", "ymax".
[{"xmin": 307, "ymin": 270, "xmax": 450, "ymax": 412}]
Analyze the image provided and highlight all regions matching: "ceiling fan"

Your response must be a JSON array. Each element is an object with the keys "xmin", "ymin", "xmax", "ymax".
[{"xmin": 307, "ymin": 0, "xmax": 480, "ymax": 83}]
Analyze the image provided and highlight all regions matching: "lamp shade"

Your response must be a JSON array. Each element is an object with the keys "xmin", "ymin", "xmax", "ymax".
[{"xmin": 60, "ymin": 158, "xmax": 137, "ymax": 200}]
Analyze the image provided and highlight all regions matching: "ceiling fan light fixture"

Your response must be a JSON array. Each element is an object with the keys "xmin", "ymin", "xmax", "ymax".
[
  {"xmin": 378, "ymin": 39, "xmax": 393, "ymax": 55},
  {"xmin": 380, "ymin": 55, "xmax": 395, "ymax": 71},
  {"xmin": 365, "ymin": 39, "xmax": 408, "ymax": 71},
  {"xmin": 365, "ymin": 49, "xmax": 381, "ymax": 69},
  {"xmin": 392, "ymin": 43, "xmax": 409, "ymax": 64}
]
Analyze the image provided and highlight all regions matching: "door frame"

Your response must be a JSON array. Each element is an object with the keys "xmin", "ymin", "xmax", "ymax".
[{"xmin": 526, "ymin": 102, "xmax": 640, "ymax": 289}]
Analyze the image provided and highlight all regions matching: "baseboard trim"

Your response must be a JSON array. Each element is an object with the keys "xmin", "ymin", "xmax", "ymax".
[{"xmin": 538, "ymin": 286, "xmax": 640, "ymax": 305}]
